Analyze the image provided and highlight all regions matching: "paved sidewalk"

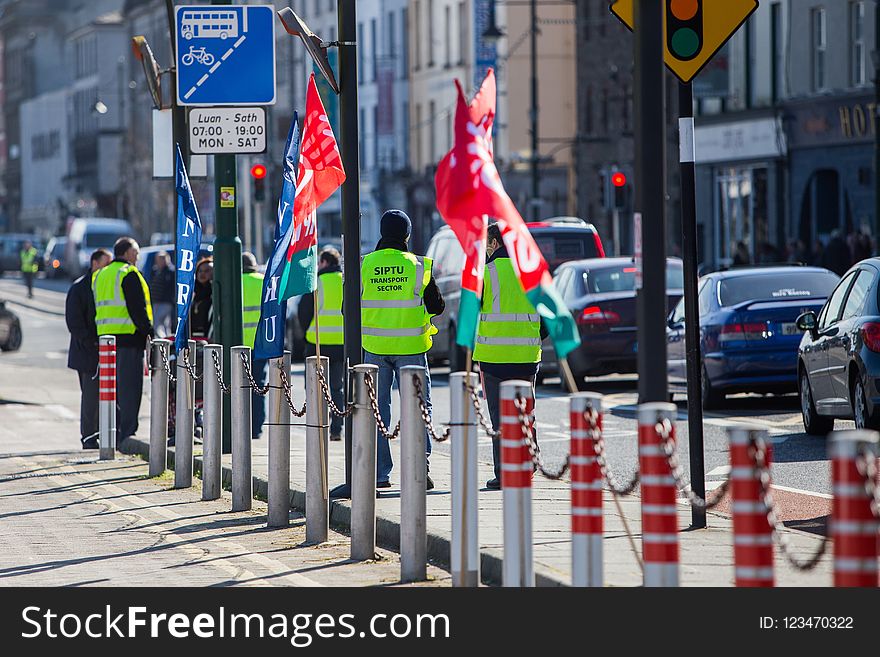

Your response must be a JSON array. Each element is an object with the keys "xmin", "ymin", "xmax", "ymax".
[{"xmin": 0, "ymin": 450, "xmax": 449, "ymax": 587}]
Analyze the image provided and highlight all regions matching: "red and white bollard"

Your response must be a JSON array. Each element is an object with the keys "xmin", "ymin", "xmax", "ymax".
[
  {"xmin": 729, "ymin": 426, "xmax": 774, "ymax": 587},
  {"xmin": 830, "ymin": 430, "xmax": 879, "ymax": 587},
  {"xmin": 98, "ymin": 335, "xmax": 117, "ymax": 461},
  {"xmin": 500, "ymin": 379, "xmax": 535, "ymax": 587},
  {"xmin": 570, "ymin": 392, "xmax": 603, "ymax": 587},
  {"xmin": 638, "ymin": 402, "xmax": 679, "ymax": 587}
]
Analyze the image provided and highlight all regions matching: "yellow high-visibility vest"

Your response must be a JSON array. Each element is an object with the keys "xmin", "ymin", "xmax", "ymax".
[
  {"xmin": 92, "ymin": 261, "xmax": 153, "ymax": 336},
  {"xmin": 360, "ymin": 249, "xmax": 436, "ymax": 355},
  {"xmin": 20, "ymin": 247, "xmax": 38, "ymax": 273},
  {"xmin": 473, "ymin": 257, "xmax": 541, "ymax": 364},
  {"xmin": 306, "ymin": 270, "xmax": 344, "ymax": 345},
  {"xmin": 242, "ymin": 271, "xmax": 264, "ymax": 349}
]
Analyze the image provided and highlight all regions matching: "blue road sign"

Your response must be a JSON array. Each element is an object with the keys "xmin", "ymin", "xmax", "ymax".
[{"xmin": 176, "ymin": 4, "xmax": 276, "ymax": 106}]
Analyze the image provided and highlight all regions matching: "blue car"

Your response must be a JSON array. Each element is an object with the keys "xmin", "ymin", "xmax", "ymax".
[{"xmin": 667, "ymin": 265, "xmax": 839, "ymax": 408}]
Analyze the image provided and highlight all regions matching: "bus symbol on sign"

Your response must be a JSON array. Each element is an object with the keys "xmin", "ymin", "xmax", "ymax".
[{"xmin": 180, "ymin": 9, "xmax": 240, "ymax": 40}]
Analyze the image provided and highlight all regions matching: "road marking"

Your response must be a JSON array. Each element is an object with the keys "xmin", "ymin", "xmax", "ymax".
[
  {"xmin": 46, "ymin": 404, "xmax": 77, "ymax": 420},
  {"xmin": 770, "ymin": 483, "xmax": 832, "ymax": 500},
  {"xmin": 707, "ymin": 465, "xmax": 730, "ymax": 477},
  {"xmin": 183, "ymin": 35, "xmax": 247, "ymax": 100}
]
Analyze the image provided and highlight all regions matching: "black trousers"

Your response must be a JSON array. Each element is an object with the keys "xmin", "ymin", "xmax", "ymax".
[
  {"xmin": 22, "ymin": 271, "xmax": 34, "ymax": 297},
  {"xmin": 305, "ymin": 343, "xmax": 345, "ymax": 436},
  {"xmin": 77, "ymin": 369, "xmax": 99, "ymax": 440},
  {"xmin": 482, "ymin": 371, "xmax": 537, "ymax": 482},
  {"xmin": 116, "ymin": 345, "xmax": 144, "ymax": 440}
]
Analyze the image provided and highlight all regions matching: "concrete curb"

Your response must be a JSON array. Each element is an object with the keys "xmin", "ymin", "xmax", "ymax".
[{"xmin": 119, "ymin": 436, "xmax": 568, "ymax": 587}]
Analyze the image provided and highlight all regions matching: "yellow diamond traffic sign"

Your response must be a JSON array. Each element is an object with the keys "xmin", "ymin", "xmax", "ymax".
[{"xmin": 610, "ymin": 0, "xmax": 759, "ymax": 84}]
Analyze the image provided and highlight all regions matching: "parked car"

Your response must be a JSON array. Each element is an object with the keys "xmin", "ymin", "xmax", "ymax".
[
  {"xmin": 796, "ymin": 259, "xmax": 880, "ymax": 433},
  {"xmin": 540, "ymin": 257, "xmax": 683, "ymax": 385},
  {"xmin": 65, "ymin": 218, "xmax": 134, "ymax": 278},
  {"xmin": 667, "ymin": 265, "xmax": 840, "ymax": 409},
  {"xmin": 0, "ymin": 300, "xmax": 22, "ymax": 351},
  {"xmin": 425, "ymin": 218, "xmax": 606, "ymax": 369},
  {"xmin": 0, "ymin": 233, "xmax": 45, "ymax": 274},
  {"xmin": 43, "ymin": 236, "xmax": 68, "ymax": 278}
]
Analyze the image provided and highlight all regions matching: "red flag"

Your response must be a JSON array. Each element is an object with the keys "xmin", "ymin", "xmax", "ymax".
[{"xmin": 280, "ymin": 73, "xmax": 346, "ymax": 299}]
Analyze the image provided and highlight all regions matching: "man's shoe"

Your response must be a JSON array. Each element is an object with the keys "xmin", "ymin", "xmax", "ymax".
[
  {"xmin": 376, "ymin": 480, "xmax": 392, "ymax": 489},
  {"xmin": 81, "ymin": 436, "xmax": 99, "ymax": 450},
  {"xmin": 330, "ymin": 433, "xmax": 342, "ymax": 442},
  {"xmin": 426, "ymin": 475, "xmax": 435, "ymax": 491},
  {"xmin": 485, "ymin": 478, "xmax": 501, "ymax": 490}
]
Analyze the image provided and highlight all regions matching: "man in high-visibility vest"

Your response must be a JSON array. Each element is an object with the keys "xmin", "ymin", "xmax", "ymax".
[
  {"xmin": 361, "ymin": 210, "xmax": 445, "ymax": 490},
  {"xmin": 242, "ymin": 252, "xmax": 267, "ymax": 440},
  {"xmin": 20, "ymin": 239, "xmax": 38, "ymax": 299},
  {"xmin": 298, "ymin": 246, "xmax": 345, "ymax": 441},
  {"xmin": 91, "ymin": 237, "xmax": 153, "ymax": 443},
  {"xmin": 474, "ymin": 222, "xmax": 546, "ymax": 490}
]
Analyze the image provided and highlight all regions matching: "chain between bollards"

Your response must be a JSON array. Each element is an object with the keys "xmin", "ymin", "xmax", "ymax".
[
  {"xmin": 514, "ymin": 393, "xmax": 568, "ymax": 479},
  {"xmin": 413, "ymin": 374, "xmax": 450, "ymax": 443},
  {"xmin": 655, "ymin": 417, "xmax": 730, "ymax": 510},
  {"xmin": 210, "ymin": 349, "xmax": 230, "ymax": 395},
  {"xmin": 316, "ymin": 363, "xmax": 355, "ymax": 418},
  {"xmin": 364, "ymin": 372, "xmax": 400, "ymax": 440},
  {"xmin": 278, "ymin": 366, "xmax": 307, "ymax": 418}
]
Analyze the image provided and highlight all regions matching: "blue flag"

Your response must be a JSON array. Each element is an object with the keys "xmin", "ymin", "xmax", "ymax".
[
  {"xmin": 254, "ymin": 113, "xmax": 300, "ymax": 361},
  {"xmin": 174, "ymin": 144, "xmax": 203, "ymax": 353}
]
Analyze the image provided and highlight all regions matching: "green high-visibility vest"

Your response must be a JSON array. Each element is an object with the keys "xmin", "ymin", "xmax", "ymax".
[
  {"xmin": 306, "ymin": 270, "xmax": 344, "ymax": 346},
  {"xmin": 20, "ymin": 247, "xmax": 38, "ymax": 273},
  {"xmin": 92, "ymin": 261, "xmax": 153, "ymax": 336},
  {"xmin": 242, "ymin": 272, "xmax": 264, "ymax": 349},
  {"xmin": 473, "ymin": 257, "xmax": 541, "ymax": 364},
  {"xmin": 361, "ymin": 249, "xmax": 437, "ymax": 355}
]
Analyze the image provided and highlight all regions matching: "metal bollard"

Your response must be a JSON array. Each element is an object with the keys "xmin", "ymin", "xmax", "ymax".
[
  {"xmin": 202, "ymin": 344, "xmax": 223, "ymax": 501},
  {"xmin": 830, "ymin": 430, "xmax": 879, "ymax": 587},
  {"xmin": 149, "ymin": 339, "xmax": 170, "ymax": 477},
  {"xmin": 400, "ymin": 365, "xmax": 428, "ymax": 582},
  {"xmin": 571, "ymin": 392, "xmax": 604, "ymax": 587},
  {"xmin": 231, "ymin": 346, "xmax": 253, "ymax": 512},
  {"xmin": 351, "ymin": 364, "xmax": 379, "ymax": 561},
  {"xmin": 639, "ymin": 402, "xmax": 680, "ymax": 587},
  {"xmin": 306, "ymin": 355, "xmax": 330, "ymax": 543},
  {"xmin": 98, "ymin": 335, "xmax": 117, "ymax": 461},
  {"xmin": 729, "ymin": 426, "xmax": 774, "ymax": 587},
  {"xmin": 267, "ymin": 352, "xmax": 291, "ymax": 527},
  {"xmin": 174, "ymin": 340, "xmax": 196, "ymax": 489},
  {"xmin": 501, "ymin": 379, "xmax": 535, "ymax": 587},
  {"xmin": 450, "ymin": 372, "xmax": 479, "ymax": 587}
]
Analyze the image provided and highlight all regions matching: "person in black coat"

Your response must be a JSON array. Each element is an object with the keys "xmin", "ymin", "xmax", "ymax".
[{"xmin": 65, "ymin": 248, "xmax": 111, "ymax": 449}]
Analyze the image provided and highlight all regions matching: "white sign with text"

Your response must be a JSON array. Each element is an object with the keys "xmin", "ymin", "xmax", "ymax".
[{"xmin": 188, "ymin": 107, "xmax": 266, "ymax": 154}]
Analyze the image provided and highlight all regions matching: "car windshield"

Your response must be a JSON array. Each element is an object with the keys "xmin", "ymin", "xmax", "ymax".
[
  {"xmin": 718, "ymin": 271, "xmax": 839, "ymax": 306},
  {"xmin": 84, "ymin": 232, "xmax": 119, "ymax": 248},
  {"xmin": 532, "ymin": 232, "xmax": 600, "ymax": 273},
  {"xmin": 584, "ymin": 263, "xmax": 682, "ymax": 293}
]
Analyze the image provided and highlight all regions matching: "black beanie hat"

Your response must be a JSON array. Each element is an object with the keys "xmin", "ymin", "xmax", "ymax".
[{"xmin": 380, "ymin": 209, "xmax": 412, "ymax": 241}]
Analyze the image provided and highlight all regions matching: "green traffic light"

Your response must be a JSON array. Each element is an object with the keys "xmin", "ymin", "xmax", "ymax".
[{"xmin": 671, "ymin": 27, "xmax": 700, "ymax": 59}]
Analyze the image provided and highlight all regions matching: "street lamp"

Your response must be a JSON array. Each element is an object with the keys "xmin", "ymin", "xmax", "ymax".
[
  {"xmin": 482, "ymin": 0, "xmax": 505, "ymax": 43},
  {"xmin": 277, "ymin": 8, "xmax": 339, "ymax": 94}
]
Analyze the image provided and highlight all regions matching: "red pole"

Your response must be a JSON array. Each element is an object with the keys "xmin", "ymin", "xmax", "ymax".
[
  {"xmin": 830, "ymin": 430, "xmax": 879, "ymax": 587},
  {"xmin": 730, "ymin": 426, "xmax": 774, "ymax": 587},
  {"xmin": 570, "ymin": 393, "xmax": 603, "ymax": 587}
]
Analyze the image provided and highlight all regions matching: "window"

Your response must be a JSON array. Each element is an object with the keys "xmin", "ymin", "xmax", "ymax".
[
  {"xmin": 388, "ymin": 11, "xmax": 395, "ymax": 58},
  {"xmin": 413, "ymin": 2, "xmax": 421, "ymax": 70},
  {"xmin": 850, "ymin": 1, "xmax": 867, "ymax": 86},
  {"xmin": 720, "ymin": 272, "xmax": 840, "ymax": 308},
  {"xmin": 444, "ymin": 6, "xmax": 451, "ymax": 67},
  {"xmin": 670, "ymin": 298, "xmax": 685, "ymax": 325},
  {"xmin": 359, "ymin": 107, "xmax": 366, "ymax": 165},
  {"xmin": 358, "ymin": 23, "xmax": 364, "ymax": 84},
  {"xmin": 601, "ymin": 88, "xmax": 609, "ymax": 133},
  {"xmin": 458, "ymin": 2, "xmax": 467, "ymax": 65},
  {"xmin": 402, "ymin": 100, "xmax": 409, "ymax": 166},
  {"xmin": 771, "ymin": 2, "xmax": 784, "ymax": 102},
  {"xmin": 429, "ymin": 100, "xmax": 436, "ymax": 164},
  {"xmin": 314, "ymin": 0, "xmax": 321, "ymax": 16},
  {"xmin": 373, "ymin": 105, "xmax": 379, "ymax": 169},
  {"xmin": 698, "ymin": 280, "xmax": 713, "ymax": 317},
  {"xmin": 819, "ymin": 272, "xmax": 856, "ymax": 329},
  {"xmin": 427, "ymin": 0, "xmax": 435, "ymax": 67},
  {"xmin": 842, "ymin": 270, "xmax": 873, "ymax": 320},
  {"xmin": 585, "ymin": 86, "xmax": 593, "ymax": 134},
  {"xmin": 401, "ymin": 8, "xmax": 409, "ymax": 77},
  {"xmin": 371, "ymin": 18, "xmax": 377, "ymax": 81},
  {"xmin": 811, "ymin": 7, "xmax": 827, "ymax": 91},
  {"xmin": 415, "ymin": 104, "xmax": 422, "ymax": 166}
]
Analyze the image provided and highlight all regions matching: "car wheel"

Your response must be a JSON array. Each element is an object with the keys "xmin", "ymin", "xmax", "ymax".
[
  {"xmin": 0, "ymin": 322, "xmax": 21, "ymax": 352},
  {"xmin": 800, "ymin": 369, "xmax": 833, "ymax": 436},
  {"xmin": 701, "ymin": 365, "xmax": 723, "ymax": 410},
  {"xmin": 851, "ymin": 376, "xmax": 878, "ymax": 430}
]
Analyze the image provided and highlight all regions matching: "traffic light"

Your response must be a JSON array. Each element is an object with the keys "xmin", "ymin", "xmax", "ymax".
[
  {"xmin": 666, "ymin": 0, "xmax": 703, "ymax": 62},
  {"xmin": 611, "ymin": 171, "xmax": 628, "ymax": 209},
  {"xmin": 251, "ymin": 163, "xmax": 267, "ymax": 202}
]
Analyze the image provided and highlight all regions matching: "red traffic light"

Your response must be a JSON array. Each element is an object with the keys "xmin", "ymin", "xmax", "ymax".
[
  {"xmin": 250, "ymin": 164, "xmax": 267, "ymax": 179},
  {"xmin": 611, "ymin": 172, "xmax": 627, "ymax": 188}
]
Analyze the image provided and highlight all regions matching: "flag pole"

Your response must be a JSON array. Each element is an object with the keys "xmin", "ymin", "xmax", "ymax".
[{"xmin": 558, "ymin": 357, "xmax": 579, "ymax": 394}]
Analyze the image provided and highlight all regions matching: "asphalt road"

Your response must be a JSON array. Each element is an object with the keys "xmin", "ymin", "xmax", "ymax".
[{"xmin": 0, "ymin": 274, "xmax": 840, "ymax": 502}]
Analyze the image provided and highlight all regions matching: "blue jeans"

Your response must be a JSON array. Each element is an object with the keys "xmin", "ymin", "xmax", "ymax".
[
  {"xmin": 251, "ymin": 358, "xmax": 268, "ymax": 438},
  {"xmin": 363, "ymin": 351, "xmax": 432, "ymax": 483}
]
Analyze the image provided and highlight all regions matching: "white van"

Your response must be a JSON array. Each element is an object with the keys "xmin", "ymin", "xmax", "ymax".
[{"xmin": 65, "ymin": 218, "xmax": 134, "ymax": 278}]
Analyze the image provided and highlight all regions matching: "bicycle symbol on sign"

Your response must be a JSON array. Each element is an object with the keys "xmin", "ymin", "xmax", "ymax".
[{"xmin": 181, "ymin": 46, "xmax": 215, "ymax": 67}]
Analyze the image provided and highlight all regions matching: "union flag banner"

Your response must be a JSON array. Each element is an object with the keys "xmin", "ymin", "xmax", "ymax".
[
  {"xmin": 435, "ymin": 69, "xmax": 580, "ymax": 359},
  {"xmin": 279, "ymin": 73, "xmax": 346, "ymax": 301}
]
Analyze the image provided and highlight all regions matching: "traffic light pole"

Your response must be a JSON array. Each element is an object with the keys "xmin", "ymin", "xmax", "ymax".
[
  {"xmin": 634, "ymin": 0, "xmax": 667, "ymax": 404},
  {"xmin": 329, "ymin": 0, "xmax": 362, "ymax": 499},
  {"xmin": 678, "ymin": 81, "xmax": 706, "ymax": 529},
  {"xmin": 211, "ymin": 0, "xmax": 243, "ymax": 454}
]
